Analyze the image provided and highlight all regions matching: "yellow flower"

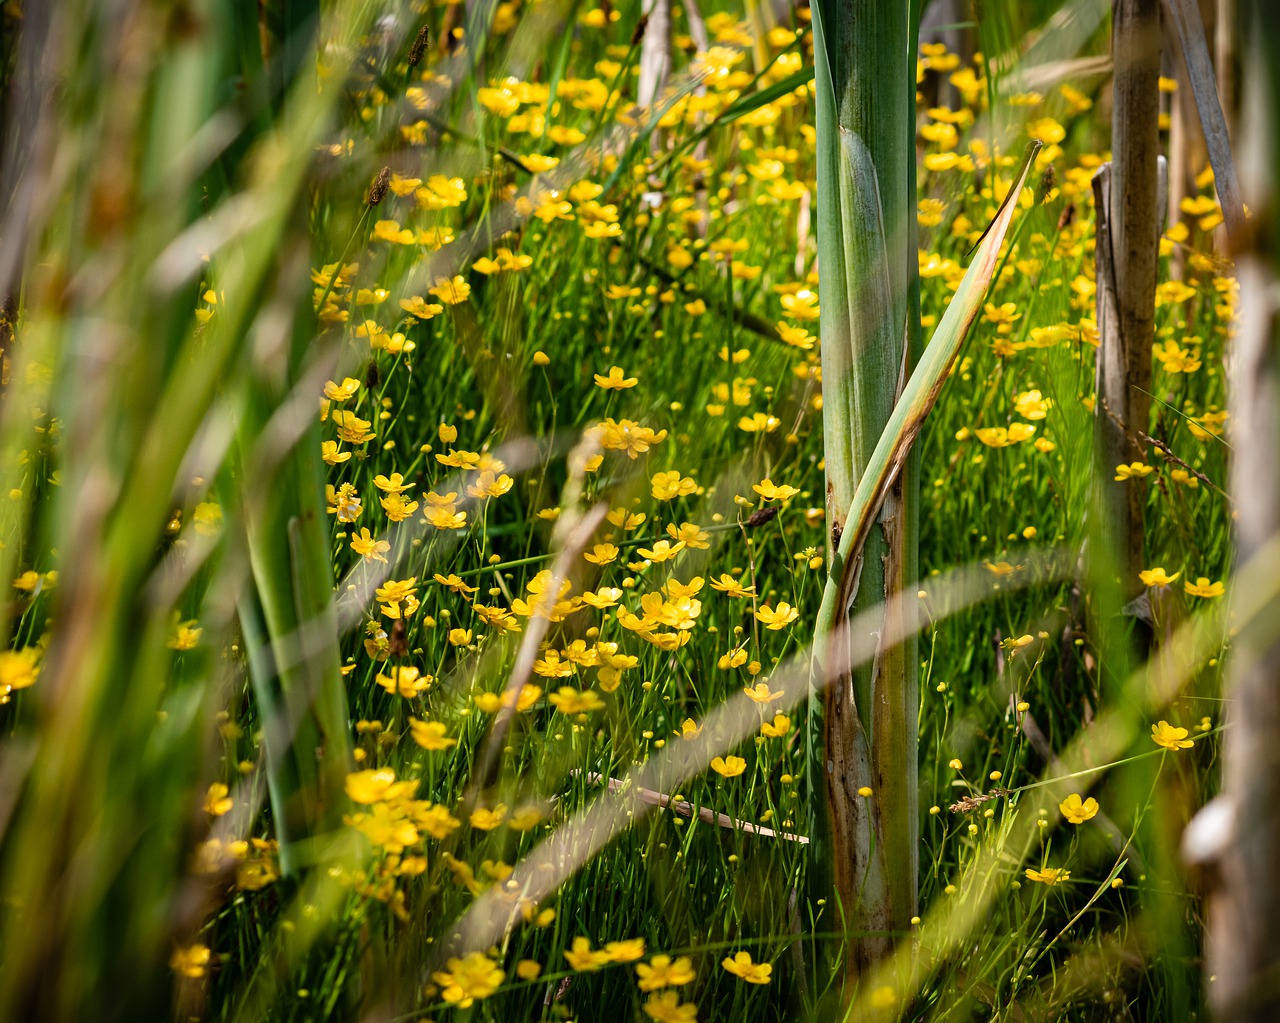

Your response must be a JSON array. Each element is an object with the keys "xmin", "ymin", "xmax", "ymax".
[
  {"xmin": 752, "ymin": 478, "xmax": 799, "ymax": 501},
  {"xmin": 12, "ymin": 570, "xmax": 41, "ymax": 592},
  {"xmin": 776, "ymin": 322, "xmax": 816, "ymax": 349},
  {"xmin": 533, "ymin": 649, "xmax": 574, "ymax": 678},
  {"xmin": 1139, "ymin": 567, "xmax": 1180, "ymax": 587},
  {"xmin": 372, "ymin": 219, "xmax": 416, "ymax": 244},
  {"xmin": 1153, "ymin": 338, "xmax": 1202, "ymax": 374},
  {"xmin": 983, "ymin": 300, "xmax": 1022, "ymax": 334},
  {"xmin": 718, "ymin": 648, "xmax": 748, "ymax": 670},
  {"xmin": 380, "ymin": 493, "xmax": 419, "ymax": 522},
  {"xmin": 594, "ymin": 365, "xmax": 639, "ymax": 390},
  {"xmin": 432, "ymin": 952, "xmax": 505, "ymax": 1008},
  {"xmin": 709, "ymin": 574, "xmax": 755, "ymax": 598},
  {"xmin": 1059, "ymin": 793, "xmax": 1099, "ymax": 824},
  {"xmin": 0, "ymin": 647, "xmax": 41, "ymax": 692},
  {"xmin": 1152, "ymin": 720, "xmax": 1194, "ymax": 751},
  {"xmin": 332, "ymin": 410, "xmax": 375, "ymax": 444},
  {"xmin": 666, "ymin": 522, "xmax": 711, "ymax": 549},
  {"xmin": 548, "ymin": 686, "xmax": 606, "ymax": 714},
  {"xmin": 469, "ymin": 804, "xmax": 508, "ymax": 830},
  {"xmin": 744, "ymin": 681, "xmax": 784, "ymax": 704},
  {"xmin": 592, "ymin": 417, "xmax": 669, "ymax": 459},
  {"xmin": 710, "ymin": 755, "xmax": 747, "ymax": 777},
  {"xmin": 1026, "ymin": 117, "xmax": 1065, "ymax": 144},
  {"xmin": 1184, "ymin": 576, "xmax": 1224, "ymax": 598},
  {"xmin": 755, "ymin": 602, "xmax": 799, "ymax": 630},
  {"xmin": 387, "ymin": 173, "xmax": 420, "ymax": 195},
  {"xmin": 603, "ymin": 938, "xmax": 647, "ymax": 962},
  {"xmin": 376, "ymin": 666, "xmax": 431, "ymax": 698},
  {"xmin": 738, "ymin": 412, "xmax": 780, "ymax": 433},
  {"xmin": 429, "ymin": 275, "xmax": 471, "ymax": 305},
  {"xmin": 636, "ymin": 540, "xmax": 685, "ymax": 563},
  {"xmin": 565, "ymin": 936, "xmax": 611, "ymax": 971},
  {"xmin": 974, "ymin": 427, "xmax": 1012, "ymax": 448},
  {"xmin": 193, "ymin": 502, "xmax": 223, "ymax": 536},
  {"xmin": 651, "ymin": 470, "xmax": 697, "ymax": 501},
  {"xmin": 324, "ymin": 377, "xmax": 361, "ymax": 401},
  {"xmin": 1024, "ymin": 866, "xmax": 1070, "ymax": 886},
  {"xmin": 779, "ymin": 289, "xmax": 819, "ymax": 320},
  {"xmin": 400, "ymin": 295, "xmax": 444, "ymax": 320},
  {"xmin": 409, "ymin": 717, "xmax": 458, "ymax": 751},
  {"xmin": 168, "ymin": 616, "xmax": 202, "ymax": 651},
  {"xmin": 204, "ymin": 783, "xmax": 233, "ymax": 817},
  {"xmin": 170, "ymin": 944, "xmax": 212, "ymax": 979},
  {"xmin": 642, "ymin": 991, "xmax": 698, "ymax": 1022},
  {"xmin": 679, "ymin": 718, "xmax": 702, "ymax": 740},
  {"xmin": 466, "ymin": 470, "xmax": 514, "ymax": 499},
  {"xmin": 415, "ymin": 803, "xmax": 462, "ymax": 840},
  {"xmin": 721, "ymin": 950, "xmax": 771, "ymax": 984},
  {"xmin": 373, "ymin": 472, "xmax": 412, "ymax": 493},
  {"xmin": 584, "ymin": 543, "xmax": 619, "ymax": 565},
  {"xmin": 351, "ymin": 527, "xmax": 391, "ymax": 563},
  {"xmin": 1114, "ymin": 462, "xmax": 1154, "ymax": 481},
  {"xmin": 448, "ymin": 628, "xmax": 473, "ymax": 646},
  {"xmin": 426, "ymin": 505, "xmax": 468, "ymax": 530},
  {"xmin": 1014, "ymin": 389, "xmax": 1052, "ymax": 420},
  {"xmin": 581, "ymin": 588, "xmax": 623, "ymax": 609},
  {"xmin": 636, "ymin": 954, "xmax": 697, "ymax": 991},
  {"xmin": 437, "ymin": 576, "xmax": 481, "ymax": 599},
  {"xmin": 345, "ymin": 768, "xmax": 413, "ymax": 805},
  {"xmin": 760, "ymin": 713, "xmax": 791, "ymax": 738},
  {"xmin": 607, "ymin": 506, "xmax": 647, "ymax": 530},
  {"xmin": 507, "ymin": 806, "xmax": 545, "ymax": 831},
  {"xmin": 321, "ymin": 440, "xmax": 351, "ymax": 466}
]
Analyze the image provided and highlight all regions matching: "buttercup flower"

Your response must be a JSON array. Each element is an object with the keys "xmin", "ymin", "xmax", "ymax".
[
  {"xmin": 710, "ymin": 755, "xmax": 746, "ymax": 777},
  {"xmin": 722, "ymin": 950, "xmax": 772, "ymax": 984},
  {"xmin": 1152, "ymin": 720, "xmax": 1194, "ymax": 751},
  {"xmin": 1059, "ymin": 793, "xmax": 1098, "ymax": 824},
  {"xmin": 432, "ymin": 952, "xmax": 505, "ymax": 1007}
]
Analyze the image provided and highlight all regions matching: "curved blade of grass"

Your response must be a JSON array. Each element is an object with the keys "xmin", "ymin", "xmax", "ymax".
[{"xmin": 815, "ymin": 139, "xmax": 1042, "ymax": 636}]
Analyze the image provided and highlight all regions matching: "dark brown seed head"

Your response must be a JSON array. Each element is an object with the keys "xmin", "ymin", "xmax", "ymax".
[
  {"xmin": 1057, "ymin": 202, "xmax": 1076, "ymax": 231},
  {"xmin": 388, "ymin": 619, "xmax": 409, "ymax": 659},
  {"xmin": 366, "ymin": 166, "xmax": 391, "ymax": 208},
  {"xmin": 1038, "ymin": 164, "xmax": 1056, "ymax": 204},
  {"xmin": 746, "ymin": 506, "xmax": 778, "ymax": 528},
  {"xmin": 408, "ymin": 24, "xmax": 430, "ymax": 68},
  {"xmin": 630, "ymin": 14, "xmax": 648, "ymax": 46}
]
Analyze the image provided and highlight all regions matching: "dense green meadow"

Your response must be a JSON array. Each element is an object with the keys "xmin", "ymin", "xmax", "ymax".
[{"xmin": 0, "ymin": 1, "xmax": 1242, "ymax": 1020}]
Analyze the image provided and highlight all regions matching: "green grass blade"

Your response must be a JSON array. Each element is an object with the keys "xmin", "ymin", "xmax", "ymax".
[{"xmin": 816, "ymin": 140, "xmax": 1042, "ymax": 634}]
